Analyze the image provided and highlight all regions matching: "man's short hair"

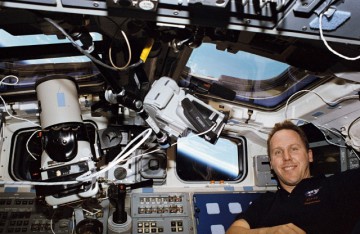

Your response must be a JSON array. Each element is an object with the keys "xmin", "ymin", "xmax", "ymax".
[{"xmin": 267, "ymin": 120, "xmax": 310, "ymax": 158}]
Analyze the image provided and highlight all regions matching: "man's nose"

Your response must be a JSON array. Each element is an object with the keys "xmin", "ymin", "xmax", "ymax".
[{"xmin": 283, "ymin": 151, "xmax": 291, "ymax": 160}]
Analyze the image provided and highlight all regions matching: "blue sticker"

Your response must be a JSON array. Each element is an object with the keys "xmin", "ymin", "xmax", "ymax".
[
  {"xmin": 4, "ymin": 187, "xmax": 18, "ymax": 193},
  {"xmin": 57, "ymin": 93, "xmax": 65, "ymax": 107}
]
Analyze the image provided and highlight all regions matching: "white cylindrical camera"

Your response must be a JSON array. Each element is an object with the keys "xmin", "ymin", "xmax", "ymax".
[{"xmin": 35, "ymin": 76, "xmax": 82, "ymax": 129}]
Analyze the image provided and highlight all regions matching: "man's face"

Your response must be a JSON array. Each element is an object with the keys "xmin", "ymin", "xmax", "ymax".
[{"xmin": 269, "ymin": 129, "xmax": 313, "ymax": 192}]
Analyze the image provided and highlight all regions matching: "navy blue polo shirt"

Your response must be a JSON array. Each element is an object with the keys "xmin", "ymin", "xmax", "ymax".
[{"xmin": 237, "ymin": 169, "xmax": 360, "ymax": 234}]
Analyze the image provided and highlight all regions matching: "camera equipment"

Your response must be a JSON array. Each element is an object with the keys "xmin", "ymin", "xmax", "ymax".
[{"xmin": 35, "ymin": 75, "xmax": 98, "ymax": 206}]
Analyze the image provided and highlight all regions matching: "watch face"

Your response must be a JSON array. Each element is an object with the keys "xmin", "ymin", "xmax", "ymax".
[{"xmin": 139, "ymin": 0, "xmax": 155, "ymax": 10}]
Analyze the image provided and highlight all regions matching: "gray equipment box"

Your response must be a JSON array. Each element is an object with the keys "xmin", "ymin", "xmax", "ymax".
[{"xmin": 254, "ymin": 155, "xmax": 277, "ymax": 187}]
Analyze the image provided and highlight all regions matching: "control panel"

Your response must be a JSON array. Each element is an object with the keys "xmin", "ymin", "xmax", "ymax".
[
  {"xmin": 0, "ymin": 193, "xmax": 73, "ymax": 234},
  {"xmin": 131, "ymin": 193, "xmax": 194, "ymax": 234}
]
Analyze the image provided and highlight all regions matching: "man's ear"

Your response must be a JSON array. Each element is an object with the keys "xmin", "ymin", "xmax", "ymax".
[{"xmin": 308, "ymin": 149, "xmax": 313, "ymax": 162}]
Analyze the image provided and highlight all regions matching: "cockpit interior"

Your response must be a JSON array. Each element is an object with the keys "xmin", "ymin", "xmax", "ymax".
[{"xmin": 0, "ymin": 0, "xmax": 360, "ymax": 233}]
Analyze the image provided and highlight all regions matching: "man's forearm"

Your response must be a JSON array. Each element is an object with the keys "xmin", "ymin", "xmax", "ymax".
[
  {"xmin": 226, "ymin": 220, "xmax": 306, "ymax": 234},
  {"xmin": 226, "ymin": 225, "xmax": 265, "ymax": 234},
  {"xmin": 226, "ymin": 219, "xmax": 264, "ymax": 234}
]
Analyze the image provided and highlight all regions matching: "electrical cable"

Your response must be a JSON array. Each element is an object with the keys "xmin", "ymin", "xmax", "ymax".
[
  {"xmin": 347, "ymin": 116, "xmax": 360, "ymax": 149},
  {"xmin": 0, "ymin": 75, "xmax": 82, "ymax": 185},
  {"xmin": 0, "ymin": 128, "xmax": 152, "ymax": 186},
  {"xmin": 96, "ymin": 17, "xmax": 135, "ymax": 71},
  {"xmin": 46, "ymin": 17, "xmax": 147, "ymax": 73},
  {"xmin": 0, "ymin": 93, "xmax": 218, "ymax": 186},
  {"xmin": 351, "ymin": 148, "xmax": 360, "ymax": 161},
  {"xmin": 0, "ymin": 75, "xmax": 41, "ymax": 128},
  {"xmin": 72, "ymin": 211, "xmax": 75, "ymax": 234},
  {"xmin": 84, "ymin": 121, "xmax": 100, "ymax": 160},
  {"xmin": 313, "ymin": 125, "xmax": 347, "ymax": 148},
  {"xmin": 291, "ymin": 118, "xmax": 347, "ymax": 148},
  {"xmin": 0, "ymin": 75, "xmax": 151, "ymax": 187},
  {"xmin": 108, "ymin": 30, "xmax": 132, "ymax": 70},
  {"xmin": 50, "ymin": 209, "xmax": 56, "ymax": 234},
  {"xmin": 319, "ymin": 12, "xmax": 360, "ymax": 60},
  {"xmin": 82, "ymin": 208, "xmax": 102, "ymax": 216},
  {"xmin": 44, "ymin": 18, "xmax": 118, "ymax": 71},
  {"xmin": 76, "ymin": 128, "xmax": 153, "ymax": 182},
  {"xmin": 284, "ymin": 89, "xmax": 359, "ymax": 119},
  {"xmin": 1, "ymin": 75, "xmax": 42, "ymax": 160},
  {"xmin": 26, "ymin": 129, "xmax": 42, "ymax": 160},
  {"xmin": 117, "ymin": 123, "xmax": 219, "ymax": 171},
  {"xmin": 101, "ymin": 123, "xmax": 219, "ymax": 184}
]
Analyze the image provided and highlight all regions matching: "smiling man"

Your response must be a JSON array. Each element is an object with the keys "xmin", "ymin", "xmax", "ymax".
[
  {"xmin": 226, "ymin": 120, "xmax": 360, "ymax": 234},
  {"xmin": 268, "ymin": 122, "xmax": 313, "ymax": 194}
]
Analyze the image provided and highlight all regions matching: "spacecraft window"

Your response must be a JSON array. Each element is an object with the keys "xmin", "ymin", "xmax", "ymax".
[
  {"xmin": 0, "ymin": 29, "xmax": 102, "ymax": 47},
  {"xmin": 0, "ymin": 29, "xmax": 103, "ymax": 92},
  {"xmin": 185, "ymin": 43, "xmax": 321, "ymax": 109},
  {"xmin": 175, "ymin": 133, "xmax": 246, "ymax": 182}
]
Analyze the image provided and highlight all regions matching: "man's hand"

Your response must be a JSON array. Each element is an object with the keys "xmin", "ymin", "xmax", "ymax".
[
  {"xmin": 226, "ymin": 219, "xmax": 306, "ymax": 234},
  {"xmin": 266, "ymin": 223, "xmax": 306, "ymax": 234}
]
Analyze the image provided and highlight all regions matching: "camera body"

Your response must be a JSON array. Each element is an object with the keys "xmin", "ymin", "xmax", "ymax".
[
  {"xmin": 35, "ymin": 76, "xmax": 98, "ymax": 206},
  {"xmin": 143, "ymin": 77, "xmax": 226, "ymax": 144}
]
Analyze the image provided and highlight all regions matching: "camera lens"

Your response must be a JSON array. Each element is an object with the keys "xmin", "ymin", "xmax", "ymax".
[{"xmin": 75, "ymin": 219, "xmax": 103, "ymax": 234}]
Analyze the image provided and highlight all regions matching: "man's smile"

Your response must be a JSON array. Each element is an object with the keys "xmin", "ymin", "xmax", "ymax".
[{"xmin": 282, "ymin": 165, "xmax": 297, "ymax": 171}]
